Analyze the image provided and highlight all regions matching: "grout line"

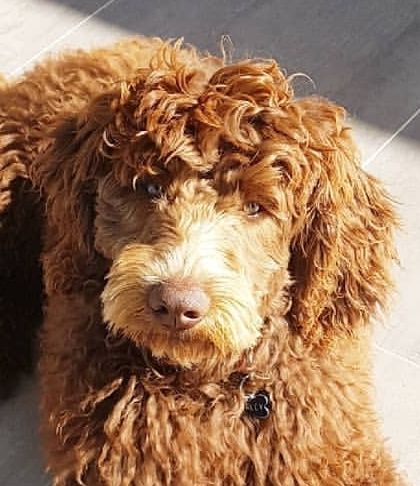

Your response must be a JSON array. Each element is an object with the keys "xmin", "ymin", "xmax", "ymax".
[
  {"xmin": 374, "ymin": 343, "xmax": 420, "ymax": 369},
  {"xmin": 363, "ymin": 106, "xmax": 420, "ymax": 168},
  {"xmin": 9, "ymin": 0, "xmax": 119, "ymax": 77}
]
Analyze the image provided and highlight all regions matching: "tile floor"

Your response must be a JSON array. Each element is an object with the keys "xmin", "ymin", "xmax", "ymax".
[{"xmin": 0, "ymin": 1, "xmax": 419, "ymax": 484}]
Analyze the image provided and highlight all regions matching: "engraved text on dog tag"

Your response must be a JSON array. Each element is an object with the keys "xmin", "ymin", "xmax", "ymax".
[{"xmin": 245, "ymin": 391, "xmax": 272, "ymax": 419}]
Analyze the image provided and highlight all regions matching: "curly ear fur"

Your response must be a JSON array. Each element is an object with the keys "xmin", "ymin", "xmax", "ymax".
[
  {"xmin": 0, "ymin": 84, "xmax": 29, "ymax": 213},
  {"xmin": 288, "ymin": 98, "xmax": 398, "ymax": 342},
  {"xmin": 30, "ymin": 97, "xmax": 117, "ymax": 294},
  {"xmin": 1, "ymin": 81, "xmax": 44, "ymax": 397}
]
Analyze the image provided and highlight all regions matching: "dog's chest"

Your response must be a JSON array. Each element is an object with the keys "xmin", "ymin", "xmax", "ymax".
[
  {"xmin": 109, "ymin": 350, "xmax": 371, "ymax": 485},
  {"xmin": 130, "ymin": 383, "xmax": 276, "ymax": 484}
]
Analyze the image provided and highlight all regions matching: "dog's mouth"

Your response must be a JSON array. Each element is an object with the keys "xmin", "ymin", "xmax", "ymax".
[
  {"xmin": 102, "ymin": 280, "xmax": 263, "ymax": 366},
  {"xmin": 102, "ymin": 286, "xmax": 263, "ymax": 366}
]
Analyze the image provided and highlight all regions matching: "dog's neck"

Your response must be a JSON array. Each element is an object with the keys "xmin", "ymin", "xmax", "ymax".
[{"xmin": 137, "ymin": 316, "xmax": 289, "ymax": 389}]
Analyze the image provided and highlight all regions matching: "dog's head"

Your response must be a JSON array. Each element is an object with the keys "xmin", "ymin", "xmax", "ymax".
[{"xmin": 34, "ymin": 42, "xmax": 397, "ymax": 366}]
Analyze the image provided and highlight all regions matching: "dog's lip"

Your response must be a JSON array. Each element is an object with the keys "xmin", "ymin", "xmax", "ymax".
[
  {"xmin": 167, "ymin": 327, "xmax": 196, "ymax": 338},
  {"xmin": 144, "ymin": 311, "xmax": 199, "ymax": 336},
  {"xmin": 160, "ymin": 321, "xmax": 199, "ymax": 333}
]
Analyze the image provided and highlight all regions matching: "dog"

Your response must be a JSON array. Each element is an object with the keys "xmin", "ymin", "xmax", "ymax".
[{"xmin": 0, "ymin": 36, "xmax": 406, "ymax": 485}]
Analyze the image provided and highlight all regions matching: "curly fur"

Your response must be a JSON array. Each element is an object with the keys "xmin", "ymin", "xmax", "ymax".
[{"xmin": 0, "ymin": 37, "xmax": 405, "ymax": 484}]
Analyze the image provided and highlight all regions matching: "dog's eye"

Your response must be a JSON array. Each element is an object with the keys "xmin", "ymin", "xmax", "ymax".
[
  {"xmin": 145, "ymin": 182, "xmax": 164, "ymax": 199},
  {"xmin": 132, "ymin": 176, "xmax": 165, "ymax": 200},
  {"xmin": 244, "ymin": 202, "xmax": 263, "ymax": 217}
]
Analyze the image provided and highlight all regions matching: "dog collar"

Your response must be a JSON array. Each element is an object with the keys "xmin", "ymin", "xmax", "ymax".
[{"xmin": 141, "ymin": 349, "xmax": 273, "ymax": 419}]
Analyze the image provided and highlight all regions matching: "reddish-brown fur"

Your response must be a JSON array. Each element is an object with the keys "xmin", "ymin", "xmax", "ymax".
[{"xmin": 0, "ymin": 37, "xmax": 406, "ymax": 484}]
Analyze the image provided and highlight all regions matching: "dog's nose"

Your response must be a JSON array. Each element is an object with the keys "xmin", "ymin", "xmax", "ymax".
[{"xmin": 148, "ymin": 282, "xmax": 210, "ymax": 331}]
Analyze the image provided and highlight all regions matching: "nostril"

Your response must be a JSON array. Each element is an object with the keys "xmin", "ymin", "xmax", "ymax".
[{"xmin": 183, "ymin": 310, "xmax": 201, "ymax": 320}]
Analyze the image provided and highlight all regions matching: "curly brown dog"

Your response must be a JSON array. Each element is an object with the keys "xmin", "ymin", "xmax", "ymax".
[{"xmin": 0, "ymin": 37, "xmax": 406, "ymax": 485}]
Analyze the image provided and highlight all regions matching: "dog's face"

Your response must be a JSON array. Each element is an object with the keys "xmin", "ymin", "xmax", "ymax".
[
  {"xmin": 36, "ymin": 45, "xmax": 397, "ymax": 367},
  {"xmin": 97, "ymin": 156, "xmax": 292, "ymax": 365}
]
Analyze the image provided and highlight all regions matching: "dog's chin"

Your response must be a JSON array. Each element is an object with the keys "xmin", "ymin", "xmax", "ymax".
[
  {"xmin": 102, "ymin": 298, "xmax": 263, "ymax": 368},
  {"xmin": 113, "ymin": 327, "xmax": 238, "ymax": 368}
]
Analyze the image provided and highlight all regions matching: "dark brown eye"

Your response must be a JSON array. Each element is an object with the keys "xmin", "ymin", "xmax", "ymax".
[
  {"xmin": 244, "ymin": 201, "xmax": 263, "ymax": 217},
  {"xmin": 145, "ymin": 182, "xmax": 163, "ymax": 199},
  {"xmin": 132, "ymin": 176, "xmax": 164, "ymax": 200}
]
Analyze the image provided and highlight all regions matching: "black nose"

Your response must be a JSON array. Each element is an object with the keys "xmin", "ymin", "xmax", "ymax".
[{"xmin": 148, "ymin": 282, "xmax": 210, "ymax": 330}]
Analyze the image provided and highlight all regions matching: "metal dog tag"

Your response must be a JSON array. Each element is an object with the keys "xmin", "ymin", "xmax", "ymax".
[{"xmin": 245, "ymin": 391, "xmax": 272, "ymax": 419}]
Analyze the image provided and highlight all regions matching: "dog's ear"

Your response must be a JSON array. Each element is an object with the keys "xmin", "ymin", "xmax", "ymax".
[
  {"xmin": 287, "ymin": 97, "xmax": 398, "ymax": 342},
  {"xmin": 31, "ymin": 93, "xmax": 117, "ymax": 294},
  {"xmin": 0, "ymin": 92, "xmax": 28, "ymax": 213}
]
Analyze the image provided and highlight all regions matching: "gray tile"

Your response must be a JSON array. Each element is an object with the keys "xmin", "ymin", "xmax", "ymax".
[
  {"xmin": 0, "ymin": 378, "xmax": 48, "ymax": 486},
  {"xmin": 352, "ymin": 119, "xmax": 393, "ymax": 166},
  {"xmin": 401, "ymin": 107, "xmax": 420, "ymax": 140},
  {"xmin": 333, "ymin": 16, "xmax": 420, "ymax": 137},
  {"xmin": 0, "ymin": 0, "xmax": 108, "ymax": 76},
  {"xmin": 367, "ymin": 129, "xmax": 420, "ymax": 366},
  {"xmin": 374, "ymin": 347, "xmax": 420, "ymax": 485}
]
